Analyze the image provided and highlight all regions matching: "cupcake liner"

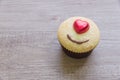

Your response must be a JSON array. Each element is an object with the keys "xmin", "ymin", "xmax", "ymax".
[{"xmin": 61, "ymin": 45, "xmax": 93, "ymax": 59}]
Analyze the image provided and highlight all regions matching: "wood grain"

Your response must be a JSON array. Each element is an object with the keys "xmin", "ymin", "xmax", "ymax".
[{"xmin": 0, "ymin": 0, "xmax": 120, "ymax": 80}]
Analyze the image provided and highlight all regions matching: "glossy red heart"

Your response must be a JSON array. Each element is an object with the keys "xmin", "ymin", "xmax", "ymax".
[{"xmin": 73, "ymin": 19, "xmax": 89, "ymax": 34}]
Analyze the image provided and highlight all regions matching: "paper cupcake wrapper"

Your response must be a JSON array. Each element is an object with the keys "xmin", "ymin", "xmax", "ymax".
[{"xmin": 61, "ymin": 45, "xmax": 93, "ymax": 59}]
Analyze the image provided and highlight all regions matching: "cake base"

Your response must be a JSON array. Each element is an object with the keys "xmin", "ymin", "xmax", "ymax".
[{"xmin": 61, "ymin": 45, "xmax": 93, "ymax": 59}]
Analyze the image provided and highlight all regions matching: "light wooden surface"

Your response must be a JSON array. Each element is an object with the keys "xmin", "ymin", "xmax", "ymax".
[{"xmin": 0, "ymin": 0, "xmax": 120, "ymax": 80}]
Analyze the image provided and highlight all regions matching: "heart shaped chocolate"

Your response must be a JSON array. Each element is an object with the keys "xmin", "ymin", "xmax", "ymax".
[{"xmin": 73, "ymin": 19, "xmax": 89, "ymax": 34}]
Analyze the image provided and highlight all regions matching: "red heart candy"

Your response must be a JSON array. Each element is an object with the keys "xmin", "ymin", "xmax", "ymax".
[{"xmin": 73, "ymin": 19, "xmax": 89, "ymax": 34}]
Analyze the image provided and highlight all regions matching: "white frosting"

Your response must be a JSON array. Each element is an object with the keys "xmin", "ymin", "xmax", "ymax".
[{"xmin": 57, "ymin": 17, "xmax": 100, "ymax": 53}]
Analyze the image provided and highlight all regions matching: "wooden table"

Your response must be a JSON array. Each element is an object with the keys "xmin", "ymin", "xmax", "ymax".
[{"xmin": 0, "ymin": 0, "xmax": 120, "ymax": 80}]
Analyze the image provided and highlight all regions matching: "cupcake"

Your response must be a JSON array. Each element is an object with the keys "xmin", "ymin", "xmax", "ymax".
[{"xmin": 57, "ymin": 17, "xmax": 100, "ymax": 59}]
